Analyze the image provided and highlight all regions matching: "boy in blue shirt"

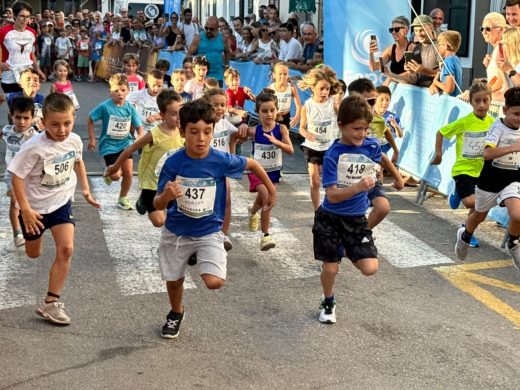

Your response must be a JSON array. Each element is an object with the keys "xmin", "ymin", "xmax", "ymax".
[
  {"xmin": 87, "ymin": 73, "xmax": 144, "ymax": 210},
  {"xmin": 429, "ymin": 31, "xmax": 462, "ymax": 97},
  {"xmin": 154, "ymin": 99, "xmax": 276, "ymax": 339},
  {"xmin": 314, "ymin": 94, "xmax": 381, "ymax": 324}
]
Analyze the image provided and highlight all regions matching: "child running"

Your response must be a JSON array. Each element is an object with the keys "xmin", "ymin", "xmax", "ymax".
[
  {"xmin": 122, "ymin": 53, "xmax": 145, "ymax": 93},
  {"xmin": 6, "ymin": 69, "xmax": 45, "ymax": 131},
  {"xmin": 8, "ymin": 93, "xmax": 100, "ymax": 325},
  {"xmin": 455, "ymin": 86, "xmax": 520, "ymax": 269},
  {"xmin": 269, "ymin": 61, "xmax": 302, "ymax": 129},
  {"xmin": 184, "ymin": 55, "xmax": 209, "ymax": 100},
  {"xmin": 204, "ymin": 88, "xmax": 248, "ymax": 250},
  {"xmin": 87, "ymin": 73, "xmax": 144, "ymax": 210},
  {"xmin": 126, "ymin": 69, "xmax": 164, "ymax": 134},
  {"xmin": 314, "ymin": 94, "xmax": 381, "ymax": 324},
  {"xmin": 1, "ymin": 97, "xmax": 38, "ymax": 247},
  {"xmin": 50, "ymin": 60, "xmax": 80, "ymax": 110},
  {"xmin": 298, "ymin": 67, "xmax": 341, "ymax": 211},
  {"xmin": 171, "ymin": 69, "xmax": 192, "ymax": 102},
  {"xmin": 154, "ymin": 99, "xmax": 276, "ymax": 339},
  {"xmin": 105, "ymin": 90, "xmax": 183, "ymax": 226},
  {"xmin": 247, "ymin": 89, "xmax": 294, "ymax": 250},
  {"xmin": 432, "ymin": 82, "xmax": 494, "ymax": 248}
]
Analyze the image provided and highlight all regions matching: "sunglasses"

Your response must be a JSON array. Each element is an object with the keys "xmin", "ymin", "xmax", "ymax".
[
  {"xmin": 366, "ymin": 98, "xmax": 377, "ymax": 106},
  {"xmin": 260, "ymin": 29, "xmax": 268, "ymax": 33},
  {"xmin": 205, "ymin": 27, "xmax": 216, "ymax": 31},
  {"xmin": 388, "ymin": 26, "xmax": 405, "ymax": 33},
  {"xmin": 480, "ymin": 26, "xmax": 499, "ymax": 32}
]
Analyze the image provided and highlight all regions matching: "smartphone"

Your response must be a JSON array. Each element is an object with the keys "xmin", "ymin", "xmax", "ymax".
[
  {"xmin": 379, "ymin": 57, "xmax": 385, "ymax": 73},
  {"xmin": 488, "ymin": 75, "xmax": 498, "ymax": 88},
  {"xmin": 370, "ymin": 34, "xmax": 377, "ymax": 47},
  {"xmin": 498, "ymin": 42, "xmax": 504, "ymax": 58},
  {"xmin": 404, "ymin": 51, "xmax": 414, "ymax": 63}
]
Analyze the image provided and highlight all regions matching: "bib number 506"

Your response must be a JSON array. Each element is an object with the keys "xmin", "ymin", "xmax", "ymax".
[{"xmin": 55, "ymin": 161, "xmax": 70, "ymax": 175}]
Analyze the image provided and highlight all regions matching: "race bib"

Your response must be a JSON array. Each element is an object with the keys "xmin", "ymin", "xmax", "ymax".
[
  {"xmin": 461, "ymin": 131, "xmax": 487, "ymax": 158},
  {"xmin": 107, "ymin": 115, "xmax": 131, "ymax": 139},
  {"xmin": 309, "ymin": 119, "xmax": 334, "ymax": 150},
  {"xmin": 276, "ymin": 91, "xmax": 292, "ymax": 113},
  {"xmin": 5, "ymin": 145, "xmax": 17, "ymax": 165},
  {"xmin": 65, "ymin": 90, "xmax": 80, "ymax": 110},
  {"xmin": 337, "ymin": 153, "xmax": 378, "ymax": 188},
  {"xmin": 137, "ymin": 105, "xmax": 159, "ymax": 131},
  {"xmin": 177, "ymin": 176, "xmax": 216, "ymax": 218},
  {"xmin": 212, "ymin": 130, "xmax": 232, "ymax": 153},
  {"xmin": 95, "ymin": 42, "xmax": 102, "ymax": 51},
  {"xmin": 80, "ymin": 41, "xmax": 89, "ymax": 50},
  {"xmin": 154, "ymin": 149, "xmax": 178, "ymax": 177},
  {"xmin": 129, "ymin": 81, "xmax": 139, "ymax": 92},
  {"xmin": 44, "ymin": 37, "xmax": 52, "ymax": 46},
  {"xmin": 41, "ymin": 151, "xmax": 76, "ymax": 188},
  {"xmin": 254, "ymin": 143, "xmax": 282, "ymax": 172},
  {"xmin": 492, "ymin": 135, "xmax": 520, "ymax": 170}
]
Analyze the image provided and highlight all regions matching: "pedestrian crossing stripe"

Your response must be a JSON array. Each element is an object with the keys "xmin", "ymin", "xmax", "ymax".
[{"xmin": 434, "ymin": 260, "xmax": 520, "ymax": 328}]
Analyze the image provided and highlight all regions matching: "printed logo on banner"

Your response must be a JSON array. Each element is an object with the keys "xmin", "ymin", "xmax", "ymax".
[{"xmin": 351, "ymin": 29, "xmax": 377, "ymax": 66}]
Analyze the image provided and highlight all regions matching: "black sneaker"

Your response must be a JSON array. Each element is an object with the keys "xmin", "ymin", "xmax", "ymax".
[
  {"xmin": 187, "ymin": 253, "xmax": 197, "ymax": 266},
  {"xmin": 161, "ymin": 310, "xmax": 184, "ymax": 339},
  {"xmin": 135, "ymin": 195, "xmax": 146, "ymax": 215}
]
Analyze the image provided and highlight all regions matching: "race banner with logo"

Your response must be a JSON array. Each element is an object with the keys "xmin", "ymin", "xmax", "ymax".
[{"xmin": 324, "ymin": 0, "xmax": 410, "ymax": 85}]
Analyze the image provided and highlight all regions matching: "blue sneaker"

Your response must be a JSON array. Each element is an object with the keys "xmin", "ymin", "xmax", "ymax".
[
  {"xmin": 449, "ymin": 189, "xmax": 461, "ymax": 209},
  {"xmin": 469, "ymin": 235, "xmax": 480, "ymax": 248}
]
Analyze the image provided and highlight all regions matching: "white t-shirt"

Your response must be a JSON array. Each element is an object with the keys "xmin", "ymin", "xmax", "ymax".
[
  {"xmin": 178, "ymin": 22, "xmax": 199, "ymax": 49},
  {"xmin": 55, "ymin": 37, "xmax": 72, "ymax": 59},
  {"xmin": 7, "ymin": 131, "xmax": 83, "ymax": 214},
  {"xmin": 2, "ymin": 125, "xmax": 37, "ymax": 168},
  {"xmin": 126, "ymin": 89, "xmax": 160, "ymax": 132},
  {"xmin": 212, "ymin": 118, "xmax": 237, "ymax": 153},
  {"xmin": 0, "ymin": 26, "xmax": 37, "ymax": 84},
  {"xmin": 184, "ymin": 78, "xmax": 205, "ymax": 100},
  {"xmin": 279, "ymin": 37, "xmax": 303, "ymax": 62}
]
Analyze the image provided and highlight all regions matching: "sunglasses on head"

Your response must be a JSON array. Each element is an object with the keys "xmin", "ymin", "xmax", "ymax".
[
  {"xmin": 388, "ymin": 26, "xmax": 404, "ymax": 33},
  {"xmin": 480, "ymin": 26, "xmax": 499, "ymax": 32}
]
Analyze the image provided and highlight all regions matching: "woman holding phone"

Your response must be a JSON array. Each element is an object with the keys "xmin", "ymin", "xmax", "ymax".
[
  {"xmin": 497, "ymin": 27, "xmax": 520, "ymax": 88},
  {"xmin": 368, "ymin": 16, "xmax": 412, "ymax": 76}
]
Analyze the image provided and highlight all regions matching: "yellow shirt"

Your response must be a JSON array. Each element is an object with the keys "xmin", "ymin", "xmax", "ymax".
[{"xmin": 138, "ymin": 125, "xmax": 184, "ymax": 190}]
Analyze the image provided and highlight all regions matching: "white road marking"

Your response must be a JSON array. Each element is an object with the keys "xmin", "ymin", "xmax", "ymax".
[
  {"xmin": 374, "ymin": 219, "xmax": 454, "ymax": 268},
  {"xmin": 91, "ymin": 178, "xmax": 196, "ymax": 295}
]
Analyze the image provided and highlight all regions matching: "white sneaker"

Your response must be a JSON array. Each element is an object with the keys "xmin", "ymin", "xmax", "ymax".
[
  {"xmin": 36, "ymin": 300, "xmax": 71, "ymax": 325},
  {"xmin": 455, "ymin": 227, "xmax": 470, "ymax": 261},
  {"xmin": 14, "ymin": 233, "xmax": 25, "ymax": 247},
  {"xmin": 319, "ymin": 298, "xmax": 336, "ymax": 324},
  {"xmin": 506, "ymin": 239, "xmax": 520, "ymax": 270}
]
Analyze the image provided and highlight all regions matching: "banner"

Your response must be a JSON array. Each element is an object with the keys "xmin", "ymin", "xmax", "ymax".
[{"xmin": 323, "ymin": 0, "xmax": 410, "ymax": 85}]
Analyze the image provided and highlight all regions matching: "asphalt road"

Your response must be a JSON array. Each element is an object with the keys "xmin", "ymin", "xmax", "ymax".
[{"xmin": 1, "ymin": 81, "xmax": 519, "ymax": 389}]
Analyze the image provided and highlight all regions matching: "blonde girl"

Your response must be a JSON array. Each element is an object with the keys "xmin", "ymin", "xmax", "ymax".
[
  {"xmin": 269, "ymin": 61, "xmax": 302, "ymax": 129},
  {"xmin": 50, "ymin": 60, "xmax": 80, "ymax": 110}
]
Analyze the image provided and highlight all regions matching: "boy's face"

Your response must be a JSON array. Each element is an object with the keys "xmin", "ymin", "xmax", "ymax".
[
  {"xmin": 147, "ymin": 76, "xmax": 164, "ymax": 96},
  {"xmin": 437, "ymin": 39, "xmax": 448, "ymax": 57},
  {"xmin": 181, "ymin": 119, "xmax": 214, "ymax": 159},
  {"xmin": 172, "ymin": 73, "xmax": 186, "ymax": 91},
  {"xmin": 226, "ymin": 75, "xmax": 240, "ymax": 91},
  {"xmin": 19, "ymin": 73, "xmax": 40, "ymax": 96},
  {"xmin": 375, "ymin": 93, "xmax": 390, "ymax": 113},
  {"xmin": 12, "ymin": 110, "xmax": 34, "ymax": 132},
  {"xmin": 42, "ymin": 109, "xmax": 75, "ymax": 142},
  {"xmin": 193, "ymin": 64, "xmax": 208, "ymax": 81},
  {"xmin": 209, "ymin": 94, "xmax": 227, "ymax": 119},
  {"xmin": 110, "ymin": 84, "xmax": 130, "ymax": 105},
  {"xmin": 503, "ymin": 105, "xmax": 520, "ymax": 129},
  {"xmin": 124, "ymin": 60, "xmax": 138, "ymax": 75},
  {"xmin": 339, "ymin": 118, "xmax": 370, "ymax": 146},
  {"xmin": 160, "ymin": 101, "xmax": 181, "ymax": 129}
]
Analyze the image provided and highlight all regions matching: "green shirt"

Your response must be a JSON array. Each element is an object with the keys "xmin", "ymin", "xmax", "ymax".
[{"xmin": 439, "ymin": 112, "xmax": 494, "ymax": 178}]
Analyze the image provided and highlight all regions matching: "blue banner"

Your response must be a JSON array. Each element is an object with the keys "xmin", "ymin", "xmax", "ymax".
[{"xmin": 324, "ymin": 0, "xmax": 410, "ymax": 85}]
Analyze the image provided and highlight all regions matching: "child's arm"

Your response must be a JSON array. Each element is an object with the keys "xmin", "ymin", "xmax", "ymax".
[
  {"xmin": 384, "ymin": 128, "xmax": 399, "ymax": 164},
  {"xmin": 244, "ymin": 86, "xmax": 256, "ymax": 102},
  {"xmin": 298, "ymin": 106, "xmax": 316, "ymax": 141},
  {"xmin": 74, "ymin": 160, "xmax": 101, "ymax": 208},
  {"xmin": 154, "ymin": 179, "xmax": 183, "ymax": 210},
  {"xmin": 50, "ymin": 83, "xmax": 57, "ymax": 94},
  {"xmin": 135, "ymin": 125, "xmax": 144, "ymax": 138},
  {"xmin": 229, "ymin": 124, "xmax": 248, "ymax": 154},
  {"xmin": 87, "ymin": 116, "xmax": 97, "ymax": 151},
  {"xmin": 431, "ymin": 131, "xmax": 445, "ymax": 165},
  {"xmin": 264, "ymin": 124, "xmax": 294, "ymax": 155},
  {"xmin": 11, "ymin": 174, "xmax": 44, "ymax": 235},
  {"xmin": 290, "ymin": 84, "xmax": 302, "ymax": 128},
  {"xmin": 379, "ymin": 153, "xmax": 404, "ymax": 190},
  {"xmin": 326, "ymin": 177, "xmax": 376, "ymax": 204},
  {"xmin": 431, "ymin": 74, "xmax": 455, "ymax": 95},
  {"xmin": 106, "ymin": 132, "xmax": 153, "ymax": 176},
  {"xmin": 483, "ymin": 140, "xmax": 520, "ymax": 160},
  {"xmin": 389, "ymin": 116, "xmax": 403, "ymax": 138},
  {"xmin": 246, "ymin": 158, "xmax": 276, "ymax": 210}
]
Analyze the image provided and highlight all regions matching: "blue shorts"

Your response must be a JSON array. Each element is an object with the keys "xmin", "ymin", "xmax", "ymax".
[
  {"xmin": 18, "ymin": 200, "xmax": 75, "ymax": 241},
  {"xmin": 368, "ymin": 181, "xmax": 386, "ymax": 203}
]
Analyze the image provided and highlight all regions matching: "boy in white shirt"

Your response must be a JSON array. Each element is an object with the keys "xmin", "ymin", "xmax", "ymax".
[{"xmin": 126, "ymin": 69, "xmax": 164, "ymax": 134}]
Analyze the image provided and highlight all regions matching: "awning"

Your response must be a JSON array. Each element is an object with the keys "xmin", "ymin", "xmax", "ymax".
[{"xmin": 289, "ymin": 0, "xmax": 317, "ymax": 13}]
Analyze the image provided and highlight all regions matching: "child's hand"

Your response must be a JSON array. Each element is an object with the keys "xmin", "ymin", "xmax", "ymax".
[
  {"xmin": 164, "ymin": 180, "xmax": 183, "ymax": 200},
  {"xmin": 289, "ymin": 116, "xmax": 299, "ymax": 129},
  {"xmin": 237, "ymin": 124, "xmax": 248, "ymax": 139},
  {"xmin": 431, "ymin": 153, "xmax": 442, "ymax": 165},
  {"xmin": 264, "ymin": 132, "xmax": 279, "ymax": 146},
  {"xmin": 83, "ymin": 191, "xmax": 101, "ymax": 209},
  {"xmin": 355, "ymin": 176, "xmax": 376, "ymax": 192},
  {"xmin": 303, "ymin": 130, "xmax": 316, "ymax": 142},
  {"xmin": 391, "ymin": 150, "xmax": 399, "ymax": 164},
  {"xmin": 263, "ymin": 190, "xmax": 277, "ymax": 211},
  {"xmin": 105, "ymin": 164, "xmax": 118, "ymax": 176},
  {"xmin": 88, "ymin": 138, "xmax": 96, "ymax": 151},
  {"xmin": 20, "ymin": 208, "xmax": 44, "ymax": 236},
  {"xmin": 429, "ymin": 83, "xmax": 440, "ymax": 95},
  {"xmin": 393, "ymin": 176, "xmax": 405, "ymax": 191}
]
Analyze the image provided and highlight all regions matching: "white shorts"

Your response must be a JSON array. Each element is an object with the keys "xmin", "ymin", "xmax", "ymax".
[
  {"xmin": 157, "ymin": 229, "xmax": 227, "ymax": 281},
  {"xmin": 475, "ymin": 182, "xmax": 520, "ymax": 213}
]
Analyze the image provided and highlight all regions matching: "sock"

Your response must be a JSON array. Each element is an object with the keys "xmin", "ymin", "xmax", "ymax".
[
  {"xmin": 461, "ymin": 229, "xmax": 472, "ymax": 244},
  {"xmin": 508, "ymin": 234, "xmax": 519, "ymax": 249},
  {"xmin": 264, "ymin": 233, "xmax": 270, "ymax": 237},
  {"xmin": 324, "ymin": 295, "xmax": 335, "ymax": 305}
]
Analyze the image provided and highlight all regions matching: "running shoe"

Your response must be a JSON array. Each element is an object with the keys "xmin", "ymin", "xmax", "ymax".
[
  {"xmin": 103, "ymin": 168, "xmax": 112, "ymax": 185},
  {"xmin": 161, "ymin": 310, "xmax": 184, "ymax": 339},
  {"xmin": 35, "ymin": 300, "xmax": 71, "ymax": 325},
  {"xmin": 223, "ymin": 235, "xmax": 233, "ymax": 251},
  {"xmin": 506, "ymin": 239, "xmax": 520, "ymax": 270},
  {"xmin": 248, "ymin": 206, "xmax": 259, "ymax": 232},
  {"xmin": 260, "ymin": 235, "xmax": 276, "ymax": 251},
  {"xmin": 319, "ymin": 298, "xmax": 336, "ymax": 324},
  {"xmin": 461, "ymin": 224, "xmax": 479, "ymax": 248},
  {"xmin": 117, "ymin": 197, "xmax": 134, "ymax": 210},
  {"xmin": 448, "ymin": 189, "xmax": 461, "ymax": 209},
  {"xmin": 135, "ymin": 196, "xmax": 146, "ymax": 215},
  {"xmin": 14, "ymin": 233, "xmax": 25, "ymax": 247},
  {"xmin": 455, "ymin": 227, "xmax": 470, "ymax": 261}
]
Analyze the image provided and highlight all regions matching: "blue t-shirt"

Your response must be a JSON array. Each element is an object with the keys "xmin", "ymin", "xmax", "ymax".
[
  {"xmin": 441, "ymin": 55, "xmax": 462, "ymax": 97},
  {"xmin": 321, "ymin": 138, "xmax": 382, "ymax": 216},
  {"xmin": 89, "ymin": 99, "xmax": 143, "ymax": 156},
  {"xmin": 180, "ymin": 91, "xmax": 192, "ymax": 103},
  {"xmin": 158, "ymin": 148, "xmax": 247, "ymax": 237}
]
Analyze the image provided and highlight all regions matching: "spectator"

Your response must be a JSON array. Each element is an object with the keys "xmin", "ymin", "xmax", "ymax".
[
  {"xmin": 40, "ymin": 8, "xmax": 53, "ymax": 28},
  {"xmin": 80, "ymin": 9, "xmax": 91, "ymax": 30},
  {"xmin": 162, "ymin": 13, "xmax": 179, "ymax": 47},
  {"xmin": 429, "ymin": 30, "xmax": 462, "ymax": 97},
  {"xmin": 130, "ymin": 17, "xmax": 148, "ymax": 47},
  {"xmin": 218, "ymin": 17, "xmax": 228, "ymax": 32},
  {"xmin": 167, "ymin": 33, "xmax": 187, "ymax": 52},
  {"xmin": 430, "ymin": 8, "xmax": 445, "ymax": 36},
  {"xmin": 178, "ymin": 8, "xmax": 199, "ymax": 49},
  {"xmin": 232, "ymin": 16, "xmax": 244, "ymax": 47},
  {"xmin": 258, "ymin": 5, "xmax": 268, "ymax": 24},
  {"xmin": 222, "ymin": 25, "xmax": 238, "ymax": 55},
  {"xmin": 505, "ymin": 0, "xmax": 520, "ymax": 27},
  {"xmin": 236, "ymin": 26, "xmax": 256, "ymax": 60},
  {"xmin": 268, "ymin": 24, "xmax": 281, "ymax": 46},
  {"xmin": 120, "ymin": 17, "xmax": 132, "ymax": 44},
  {"xmin": 481, "ymin": 12, "xmax": 508, "ymax": 101},
  {"xmin": 37, "ymin": 24, "xmax": 54, "ymax": 78},
  {"xmin": 245, "ymin": 14, "xmax": 256, "ymax": 26},
  {"xmin": 150, "ymin": 24, "xmax": 164, "ymax": 51},
  {"xmin": 287, "ymin": 22, "xmax": 320, "ymax": 71},
  {"xmin": 267, "ymin": 4, "xmax": 282, "ymax": 24},
  {"xmin": 278, "ymin": 23, "xmax": 303, "ymax": 62},
  {"xmin": 253, "ymin": 24, "xmax": 278, "ymax": 63},
  {"xmin": 497, "ymin": 27, "xmax": 520, "ymax": 88}
]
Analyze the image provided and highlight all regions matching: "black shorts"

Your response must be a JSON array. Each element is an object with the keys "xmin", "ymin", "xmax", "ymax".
[
  {"xmin": 279, "ymin": 112, "xmax": 291, "ymax": 128},
  {"xmin": 140, "ymin": 189, "xmax": 158, "ymax": 213},
  {"xmin": 103, "ymin": 150, "xmax": 133, "ymax": 166},
  {"xmin": 454, "ymin": 174, "xmax": 477, "ymax": 200},
  {"xmin": 313, "ymin": 207, "xmax": 378, "ymax": 263},
  {"xmin": 301, "ymin": 145, "xmax": 325, "ymax": 165},
  {"xmin": 18, "ymin": 200, "xmax": 75, "ymax": 241},
  {"xmin": 368, "ymin": 180, "xmax": 387, "ymax": 202},
  {"xmin": 1, "ymin": 82, "xmax": 22, "ymax": 93}
]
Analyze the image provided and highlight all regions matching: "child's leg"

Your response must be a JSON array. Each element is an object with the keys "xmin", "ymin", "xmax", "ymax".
[
  {"xmin": 148, "ymin": 210, "xmax": 165, "ymax": 227},
  {"xmin": 461, "ymin": 194, "xmax": 476, "ymax": 217},
  {"xmin": 200, "ymin": 274, "xmax": 225, "ymax": 290},
  {"xmin": 254, "ymin": 184, "xmax": 271, "ymax": 233},
  {"xmin": 119, "ymin": 158, "xmax": 133, "ymax": 198},
  {"xmin": 321, "ymin": 262, "xmax": 339, "ymax": 297},
  {"xmin": 222, "ymin": 178, "xmax": 231, "ymax": 235},
  {"xmin": 47, "ymin": 223, "xmax": 75, "ymax": 300},
  {"xmin": 25, "ymin": 237, "xmax": 44, "ymax": 259},
  {"xmin": 8, "ymin": 193, "xmax": 21, "ymax": 235},
  {"xmin": 166, "ymin": 278, "xmax": 185, "ymax": 313},
  {"xmin": 504, "ymin": 197, "xmax": 520, "ymax": 238},
  {"xmin": 308, "ymin": 162, "xmax": 321, "ymax": 211},
  {"xmin": 353, "ymin": 257, "xmax": 379, "ymax": 276},
  {"xmin": 250, "ymin": 188, "xmax": 265, "ymax": 215},
  {"xmin": 368, "ymin": 195, "xmax": 390, "ymax": 229}
]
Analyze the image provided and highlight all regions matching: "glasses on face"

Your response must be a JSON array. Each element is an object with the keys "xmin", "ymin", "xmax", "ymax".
[
  {"xmin": 269, "ymin": 31, "xmax": 276, "ymax": 36},
  {"xmin": 388, "ymin": 26, "xmax": 404, "ymax": 33},
  {"xmin": 480, "ymin": 26, "xmax": 499, "ymax": 32},
  {"xmin": 17, "ymin": 14, "xmax": 31, "ymax": 21},
  {"xmin": 366, "ymin": 98, "xmax": 377, "ymax": 106},
  {"xmin": 205, "ymin": 26, "xmax": 216, "ymax": 31},
  {"xmin": 260, "ymin": 29, "xmax": 268, "ymax": 33}
]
